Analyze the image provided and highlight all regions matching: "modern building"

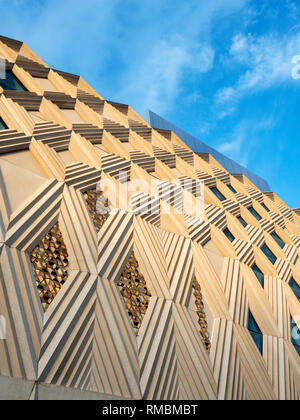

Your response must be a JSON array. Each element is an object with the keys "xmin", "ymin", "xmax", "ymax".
[
  {"xmin": 145, "ymin": 110, "xmax": 270, "ymax": 191},
  {"xmin": 0, "ymin": 35, "xmax": 299, "ymax": 400}
]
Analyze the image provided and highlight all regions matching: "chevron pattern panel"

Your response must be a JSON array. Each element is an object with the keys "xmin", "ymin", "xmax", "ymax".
[{"xmin": 0, "ymin": 35, "xmax": 299, "ymax": 400}]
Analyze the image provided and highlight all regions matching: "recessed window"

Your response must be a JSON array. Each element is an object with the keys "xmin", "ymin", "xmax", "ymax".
[
  {"xmin": 289, "ymin": 278, "xmax": 300, "ymax": 302},
  {"xmin": 261, "ymin": 203, "xmax": 269, "ymax": 212},
  {"xmin": 237, "ymin": 215, "xmax": 247, "ymax": 228},
  {"xmin": 271, "ymin": 232, "xmax": 285, "ymax": 249},
  {"xmin": 0, "ymin": 70, "xmax": 27, "ymax": 91},
  {"xmin": 252, "ymin": 264, "xmax": 264, "ymax": 288},
  {"xmin": 261, "ymin": 243, "xmax": 277, "ymax": 265},
  {"xmin": 291, "ymin": 318, "xmax": 300, "ymax": 356},
  {"xmin": 248, "ymin": 206, "xmax": 262, "ymax": 221},
  {"xmin": 223, "ymin": 227, "xmax": 235, "ymax": 243},
  {"xmin": 248, "ymin": 311, "xmax": 263, "ymax": 354},
  {"xmin": 210, "ymin": 187, "xmax": 226, "ymax": 202},
  {"xmin": 0, "ymin": 116, "xmax": 8, "ymax": 130},
  {"xmin": 227, "ymin": 184, "xmax": 237, "ymax": 194}
]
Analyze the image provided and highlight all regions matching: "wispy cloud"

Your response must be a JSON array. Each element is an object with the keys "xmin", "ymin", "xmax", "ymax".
[
  {"xmin": 118, "ymin": 39, "xmax": 215, "ymax": 114},
  {"xmin": 217, "ymin": 124, "xmax": 248, "ymax": 166},
  {"xmin": 115, "ymin": 0, "xmax": 249, "ymax": 114},
  {"xmin": 0, "ymin": 0, "xmax": 250, "ymax": 115},
  {"xmin": 215, "ymin": 29, "xmax": 300, "ymax": 110},
  {"xmin": 216, "ymin": 115, "xmax": 276, "ymax": 167}
]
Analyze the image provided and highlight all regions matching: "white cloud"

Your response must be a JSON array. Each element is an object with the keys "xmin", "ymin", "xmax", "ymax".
[
  {"xmin": 215, "ymin": 29, "xmax": 300, "ymax": 109},
  {"xmin": 218, "ymin": 137, "xmax": 242, "ymax": 154},
  {"xmin": 116, "ymin": 0, "xmax": 249, "ymax": 114},
  {"xmin": 0, "ymin": 0, "xmax": 249, "ymax": 115},
  {"xmin": 216, "ymin": 116, "xmax": 277, "ymax": 167},
  {"xmin": 119, "ymin": 40, "xmax": 215, "ymax": 114}
]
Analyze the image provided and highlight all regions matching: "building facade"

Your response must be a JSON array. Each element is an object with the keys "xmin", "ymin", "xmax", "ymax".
[
  {"xmin": 0, "ymin": 35, "xmax": 299, "ymax": 400},
  {"xmin": 145, "ymin": 110, "xmax": 270, "ymax": 192}
]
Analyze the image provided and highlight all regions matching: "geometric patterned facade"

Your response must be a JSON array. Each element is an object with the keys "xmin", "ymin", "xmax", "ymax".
[
  {"xmin": 30, "ymin": 222, "xmax": 69, "ymax": 312},
  {"xmin": 0, "ymin": 35, "xmax": 299, "ymax": 400}
]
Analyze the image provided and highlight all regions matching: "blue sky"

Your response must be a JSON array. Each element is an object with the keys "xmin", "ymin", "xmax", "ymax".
[{"xmin": 1, "ymin": 0, "xmax": 299, "ymax": 208}]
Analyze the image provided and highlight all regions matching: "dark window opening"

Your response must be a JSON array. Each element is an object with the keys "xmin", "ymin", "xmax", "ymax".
[
  {"xmin": 227, "ymin": 184, "xmax": 237, "ymax": 194},
  {"xmin": 289, "ymin": 278, "xmax": 300, "ymax": 302},
  {"xmin": 0, "ymin": 70, "xmax": 27, "ymax": 91},
  {"xmin": 271, "ymin": 232, "xmax": 285, "ymax": 249},
  {"xmin": 223, "ymin": 227, "xmax": 235, "ymax": 243},
  {"xmin": 248, "ymin": 311, "xmax": 263, "ymax": 354},
  {"xmin": 291, "ymin": 318, "xmax": 300, "ymax": 356},
  {"xmin": 0, "ymin": 116, "xmax": 8, "ymax": 130},
  {"xmin": 237, "ymin": 215, "xmax": 247, "ymax": 227},
  {"xmin": 210, "ymin": 187, "xmax": 226, "ymax": 202},
  {"xmin": 261, "ymin": 243, "xmax": 277, "ymax": 265},
  {"xmin": 252, "ymin": 264, "xmax": 264, "ymax": 288},
  {"xmin": 248, "ymin": 206, "xmax": 262, "ymax": 221}
]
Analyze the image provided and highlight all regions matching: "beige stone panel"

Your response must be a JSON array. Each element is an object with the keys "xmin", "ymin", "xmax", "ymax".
[
  {"xmin": 33, "ymin": 77, "xmax": 57, "ymax": 92},
  {"xmin": 192, "ymin": 242, "xmax": 231, "ymax": 321},
  {"xmin": 58, "ymin": 150, "xmax": 75, "ymax": 165},
  {"xmin": 0, "ymin": 376, "xmax": 35, "ymax": 400},
  {"xmin": 77, "ymin": 76, "xmax": 104, "ymax": 99},
  {"xmin": 133, "ymin": 217, "xmax": 171, "ymax": 298},
  {"xmin": 39, "ymin": 97, "xmax": 72, "ymax": 130},
  {"xmin": 12, "ymin": 64, "xmax": 44, "ymax": 95},
  {"xmin": 30, "ymin": 138, "xmax": 65, "ymax": 181},
  {"xmin": 37, "ymin": 382, "xmax": 131, "ymax": 400},
  {"xmin": 91, "ymin": 278, "xmax": 141, "ymax": 399},
  {"xmin": 102, "ymin": 130, "xmax": 130, "ymax": 160},
  {"xmin": 172, "ymin": 303, "xmax": 217, "ymax": 400},
  {"xmin": 1, "ymin": 150, "xmax": 45, "ymax": 177},
  {"xmin": 48, "ymin": 69, "xmax": 77, "ymax": 97},
  {"xmin": 69, "ymin": 132, "xmax": 102, "ymax": 169},
  {"xmin": 294, "ymin": 256, "xmax": 300, "ymax": 273},
  {"xmin": 0, "ymin": 96, "xmax": 34, "ymax": 135},
  {"xmin": 0, "ymin": 157, "xmax": 46, "ymax": 213},
  {"xmin": 242, "ymin": 268, "xmax": 280, "ymax": 336},
  {"xmin": 29, "ymin": 111, "xmax": 45, "ymax": 123},
  {"xmin": 18, "ymin": 43, "xmax": 48, "ymax": 67},
  {"xmin": 129, "ymin": 130, "xmax": 153, "ymax": 156},
  {"xmin": 203, "ymin": 239, "xmax": 224, "ymax": 278},
  {"xmin": 102, "ymin": 101, "xmax": 129, "ymax": 128},
  {"xmin": 75, "ymin": 99, "xmax": 103, "ymax": 127},
  {"xmin": 0, "ymin": 40, "xmax": 18, "ymax": 62},
  {"xmin": 61, "ymin": 109, "xmax": 83, "ymax": 123}
]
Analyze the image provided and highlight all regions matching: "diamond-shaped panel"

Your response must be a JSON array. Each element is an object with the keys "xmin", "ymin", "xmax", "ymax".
[
  {"xmin": 117, "ymin": 252, "xmax": 152, "ymax": 336},
  {"xmin": 30, "ymin": 223, "xmax": 69, "ymax": 311},
  {"xmin": 192, "ymin": 277, "xmax": 211, "ymax": 353},
  {"xmin": 84, "ymin": 189, "xmax": 111, "ymax": 233}
]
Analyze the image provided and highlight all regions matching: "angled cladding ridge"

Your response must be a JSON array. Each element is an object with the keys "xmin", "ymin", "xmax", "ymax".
[{"xmin": 145, "ymin": 110, "xmax": 271, "ymax": 192}]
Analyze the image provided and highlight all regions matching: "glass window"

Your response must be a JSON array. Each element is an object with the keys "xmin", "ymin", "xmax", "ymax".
[
  {"xmin": 261, "ymin": 203, "xmax": 269, "ymax": 212},
  {"xmin": 291, "ymin": 318, "xmax": 300, "ymax": 356},
  {"xmin": 210, "ymin": 187, "xmax": 226, "ymax": 202},
  {"xmin": 271, "ymin": 232, "xmax": 285, "ymax": 249},
  {"xmin": 227, "ymin": 184, "xmax": 237, "ymax": 194},
  {"xmin": 248, "ymin": 311, "xmax": 263, "ymax": 354},
  {"xmin": 0, "ymin": 116, "xmax": 8, "ymax": 130},
  {"xmin": 261, "ymin": 243, "xmax": 277, "ymax": 265},
  {"xmin": 289, "ymin": 278, "xmax": 300, "ymax": 302},
  {"xmin": 0, "ymin": 70, "xmax": 27, "ymax": 91},
  {"xmin": 248, "ymin": 206, "xmax": 262, "ymax": 221},
  {"xmin": 252, "ymin": 264, "xmax": 264, "ymax": 288},
  {"xmin": 237, "ymin": 215, "xmax": 247, "ymax": 227},
  {"xmin": 223, "ymin": 227, "xmax": 235, "ymax": 242}
]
